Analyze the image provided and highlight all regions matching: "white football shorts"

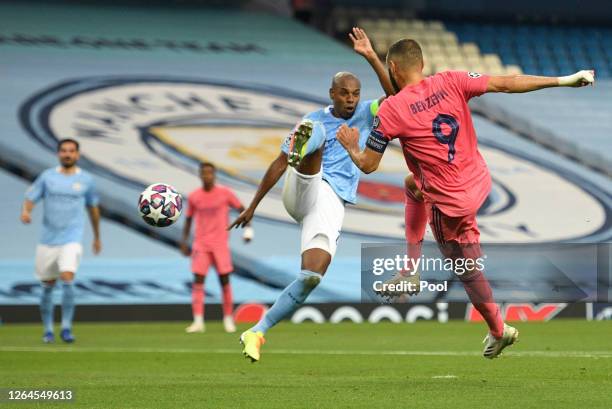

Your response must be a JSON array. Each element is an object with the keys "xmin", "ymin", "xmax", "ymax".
[
  {"xmin": 282, "ymin": 167, "xmax": 345, "ymax": 257},
  {"xmin": 35, "ymin": 242, "xmax": 82, "ymax": 281}
]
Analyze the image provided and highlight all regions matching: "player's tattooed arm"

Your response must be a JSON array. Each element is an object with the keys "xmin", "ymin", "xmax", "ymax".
[
  {"xmin": 337, "ymin": 124, "xmax": 384, "ymax": 174},
  {"xmin": 20, "ymin": 200, "xmax": 34, "ymax": 224},
  {"xmin": 87, "ymin": 206, "xmax": 102, "ymax": 255},
  {"xmin": 228, "ymin": 151, "xmax": 288, "ymax": 229},
  {"xmin": 487, "ymin": 70, "xmax": 594, "ymax": 93},
  {"xmin": 350, "ymin": 27, "xmax": 395, "ymax": 97}
]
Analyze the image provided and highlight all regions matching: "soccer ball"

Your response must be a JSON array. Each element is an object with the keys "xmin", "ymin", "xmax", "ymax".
[{"xmin": 138, "ymin": 183, "xmax": 183, "ymax": 227}]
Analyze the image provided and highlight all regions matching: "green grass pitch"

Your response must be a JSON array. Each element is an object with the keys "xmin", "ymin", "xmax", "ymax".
[{"xmin": 1, "ymin": 320, "xmax": 611, "ymax": 408}]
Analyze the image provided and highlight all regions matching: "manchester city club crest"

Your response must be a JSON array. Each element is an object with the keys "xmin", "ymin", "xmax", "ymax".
[{"xmin": 20, "ymin": 76, "xmax": 611, "ymax": 242}]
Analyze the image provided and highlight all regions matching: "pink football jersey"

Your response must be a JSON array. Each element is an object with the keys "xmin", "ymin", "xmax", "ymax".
[
  {"xmin": 375, "ymin": 71, "xmax": 491, "ymax": 217},
  {"xmin": 186, "ymin": 185, "xmax": 242, "ymax": 250}
]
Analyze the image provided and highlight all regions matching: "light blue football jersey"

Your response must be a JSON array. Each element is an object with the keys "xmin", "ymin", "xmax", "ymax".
[
  {"xmin": 25, "ymin": 167, "xmax": 99, "ymax": 245},
  {"xmin": 282, "ymin": 99, "xmax": 379, "ymax": 204}
]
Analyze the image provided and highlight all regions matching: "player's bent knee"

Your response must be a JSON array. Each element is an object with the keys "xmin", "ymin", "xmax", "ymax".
[
  {"xmin": 437, "ymin": 241, "xmax": 462, "ymax": 260},
  {"xmin": 60, "ymin": 272, "xmax": 74, "ymax": 282},
  {"xmin": 219, "ymin": 274, "xmax": 230, "ymax": 286},
  {"xmin": 404, "ymin": 174, "xmax": 415, "ymax": 189},
  {"xmin": 457, "ymin": 266, "xmax": 482, "ymax": 281},
  {"xmin": 301, "ymin": 239, "xmax": 332, "ymax": 274},
  {"xmin": 405, "ymin": 174, "xmax": 423, "ymax": 202}
]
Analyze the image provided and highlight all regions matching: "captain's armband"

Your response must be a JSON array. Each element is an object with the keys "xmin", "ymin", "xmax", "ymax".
[{"xmin": 366, "ymin": 130, "xmax": 389, "ymax": 153}]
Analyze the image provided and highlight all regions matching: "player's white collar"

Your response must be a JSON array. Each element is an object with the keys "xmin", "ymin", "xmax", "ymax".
[
  {"xmin": 325, "ymin": 105, "xmax": 332, "ymax": 115},
  {"xmin": 56, "ymin": 166, "xmax": 81, "ymax": 174}
]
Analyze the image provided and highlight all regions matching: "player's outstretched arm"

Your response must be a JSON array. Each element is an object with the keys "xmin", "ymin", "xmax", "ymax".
[
  {"xmin": 337, "ymin": 124, "xmax": 383, "ymax": 174},
  {"xmin": 350, "ymin": 27, "xmax": 396, "ymax": 97},
  {"xmin": 20, "ymin": 199, "xmax": 34, "ymax": 224},
  {"xmin": 487, "ymin": 70, "xmax": 595, "ymax": 93},
  {"xmin": 87, "ymin": 206, "xmax": 101, "ymax": 254},
  {"xmin": 228, "ymin": 151, "xmax": 288, "ymax": 229}
]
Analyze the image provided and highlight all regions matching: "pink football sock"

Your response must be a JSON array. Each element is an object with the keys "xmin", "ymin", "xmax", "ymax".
[
  {"xmin": 222, "ymin": 283, "xmax": 233, "ymax": 317},
  {"xmin": 404, "ymin": 187, "xmax": 427, "ymax": 272},
  {"xmin": 192, "ymin": 282, "xmax": 204, "ymax": 318},
  {"xmin": 460, "ymin": 270, "xmax": 504, "ymax": 338}
]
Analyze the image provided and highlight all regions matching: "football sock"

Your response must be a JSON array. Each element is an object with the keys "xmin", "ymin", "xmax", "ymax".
[
  {"xmin": 251, "ymin": 270, "xmax": 322, "ymax": 334},
  {"xmin": 404, "ymin": 186, "xmax": 427, "ymax": 273},
  {"xmin": 40, "ymin": 283, "xmax": 55, "ymax": 334},
  {"xmin": 60, "ymin": 281, "xmax": 75, "ymax": 330},
  {"xmin": 303, "ymin": 121, "xmax": 326, "ymax": 156},
  {"xmin": 459, "ymin": 270, "xmax": 504, "ymax": 338},
  {"xmin": 221, "ymin": 282, "xmax": 233, "ymax": 318},
  {"xmin": 192, "ymin": 282, "xmax": 204, "ymax": 321}
]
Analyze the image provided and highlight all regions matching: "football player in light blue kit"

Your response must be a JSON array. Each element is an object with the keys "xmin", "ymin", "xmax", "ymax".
[
  {"xmin": 230, "ymin": 28, "xmax": 395, "ymax": 362},
  {"xmin": 20, "ymin": 138, "xmax": 101, "ymax": 343}
]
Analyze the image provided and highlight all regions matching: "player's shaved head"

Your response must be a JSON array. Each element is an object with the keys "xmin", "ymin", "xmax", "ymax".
[
  {"xmin": 331, "ymin": 71, "xmax": 360, "ymax": 89},
  {"xmin": 386, "ymin": 39, "xmax": 423, "ymax": 70},
  {"xmin": 329, "ymin": 71, "xmax": 361, "ymax": 119}
]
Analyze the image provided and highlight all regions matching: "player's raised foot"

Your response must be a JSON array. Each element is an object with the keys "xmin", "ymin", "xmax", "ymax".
[
  {"xmin": 287, "ymin": 119, "xmax": 314, "ymax": 168},
  {"xmin": 223, "ymin": 316, "xmax": 236, "ymax": 333},
  {"xmin": 482, "ymin": 323, "xmax": 519, "ymax": 359},
  {"xmin": 240, "ymin": 330, "xmax": 265, "ymax": 362},
  {"xmin": 185, "ymin": 322, "xmax": 205, "ymax": 333},
  {"xmin": 42, "ymin": 331, "xmax": 55, "ymax": 344},
  {"xmin": 60, "ymin": 328, "xmax": 75, "ymax": 344}
]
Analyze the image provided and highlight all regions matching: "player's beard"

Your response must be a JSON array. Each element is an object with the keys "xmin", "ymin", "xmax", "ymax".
[
  {"xmin": 389, "ymin": 69, "xmax": 401, "ymax": 94},
  {"xmin": 60, "ymin": 157, "xmax": 77, "ymax": 169}
]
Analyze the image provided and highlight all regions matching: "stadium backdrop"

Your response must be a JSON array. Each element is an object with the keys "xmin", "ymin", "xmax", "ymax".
[{"xmin": 0, "ymin": 2, "xmax": 610, "ymax": 321}]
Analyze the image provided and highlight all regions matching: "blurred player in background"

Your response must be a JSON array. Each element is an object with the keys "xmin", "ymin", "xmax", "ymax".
[
  {"xmin": 20, "ymin": 138, "xmax": 101, "ymax": 344},
  {"xmin": 181, "ymin": 162, "xmax": 253, "ymax": 334},
  {"xmin": 337, "ymin": 38, "xmax": 595, "ymax": 358},
  {"xmin": 230, "ymin": 28, "xmax": 395, "ymax": 362}
]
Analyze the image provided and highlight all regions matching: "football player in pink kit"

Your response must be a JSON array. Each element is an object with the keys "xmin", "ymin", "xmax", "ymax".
[
  {"xmin": 338, "ymin": 38, "xmax": 594, "ymax": 358},
  {"xmin": 181, "ymin": 162, "xmax": 253, "ymax": 333}
]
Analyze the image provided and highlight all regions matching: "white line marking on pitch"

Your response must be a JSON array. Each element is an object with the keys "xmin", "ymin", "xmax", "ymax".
[
  {"xmin": 432, "ymin": 375, "xmax": 458, "ymax": 379},
  {"xmin": 0, "ymin": 346, "xmax": 611, "ymax": 358}
]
